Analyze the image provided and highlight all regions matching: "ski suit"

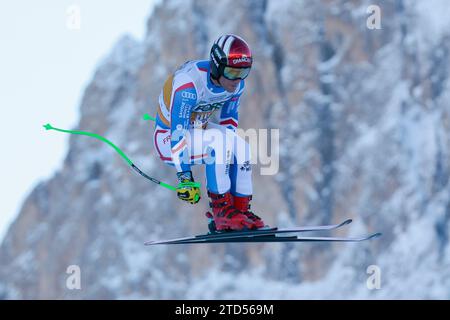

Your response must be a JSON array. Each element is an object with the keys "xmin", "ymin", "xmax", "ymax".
[{"xmin": 153, "ymin": 60, "xmax": 252, "ymax": 196}]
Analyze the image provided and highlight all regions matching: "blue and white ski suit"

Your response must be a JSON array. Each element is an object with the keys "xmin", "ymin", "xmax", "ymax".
[{"xmin": 153, "ymin": 60, "xmax": 252, "ymax": 196}]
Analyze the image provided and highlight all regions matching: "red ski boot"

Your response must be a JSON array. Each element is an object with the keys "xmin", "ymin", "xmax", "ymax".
[
  {"xmin": 232, "ymin": 195, "xmax": 266, "ymax": 229},
  {"xmin": 205, "ymin": 191, "xmax": 254, "ymax": 232}
]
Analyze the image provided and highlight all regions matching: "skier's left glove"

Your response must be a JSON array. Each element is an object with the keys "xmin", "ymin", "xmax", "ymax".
[{"xmin": 176, "ymin": 171, "xmax": 201, "ymax": 204}]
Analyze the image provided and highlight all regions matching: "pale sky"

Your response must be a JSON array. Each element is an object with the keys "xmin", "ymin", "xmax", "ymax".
[{"xmin": 0, "ymin": 1, "xmax": 156, "ymax": 242}]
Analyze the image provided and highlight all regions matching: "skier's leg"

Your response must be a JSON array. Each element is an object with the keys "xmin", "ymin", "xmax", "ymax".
[
  {"xmin": 154, "ymin": 125, "xmax": 210, "ymax": 166},
  {"xmin": 198, "ymin": 124, "xmax": 254, "ymax": 231},
  {"xmin": 200, "ymin": 124, "xmax": 234, "ymax": 194},
  {"xmin": 230, "ymin": 134, "xmax": 252, "ymax": 196},
  {"xmin": 229, "ymin": 131, "xmax": 266, "ymax": 228},
  {"xmin": 153, "ymin": 125, "xmax": 174, "ymax": 165},
  {"xmin": 154, "ymin": 124, "xmax": 254, "ymax": 231}
]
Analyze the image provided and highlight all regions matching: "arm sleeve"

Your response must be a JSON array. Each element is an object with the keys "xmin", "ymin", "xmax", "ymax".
[{"xmin": 170, "ymin": 78, "xmax": 197, "ymax": 173}]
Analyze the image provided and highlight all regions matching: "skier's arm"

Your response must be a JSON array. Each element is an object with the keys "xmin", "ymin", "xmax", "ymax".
[
  {"xmin": 219, "ymin": 81, "xmax": 244, "ymax": 132},
  {"xmin": 170, "ymin": 79, "xmax": 197, "ymax": 173}
]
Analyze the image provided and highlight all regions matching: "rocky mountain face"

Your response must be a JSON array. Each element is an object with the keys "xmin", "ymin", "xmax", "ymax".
[{"xmin": 1, "ymin": 0, "xmax": 449, "ymax": 299}]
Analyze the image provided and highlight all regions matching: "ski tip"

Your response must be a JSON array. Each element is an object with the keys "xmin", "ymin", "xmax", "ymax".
[
  {"xmin": 341, "ymin": 219, "xmax": 353, "ymax": 226},
  {"xmin": 43, "ymin": 123, "xmax": 53, "ymax": 131},
  {"xmin": 369, "ymin": 232, "xmax": 382, "ymax": 240}
]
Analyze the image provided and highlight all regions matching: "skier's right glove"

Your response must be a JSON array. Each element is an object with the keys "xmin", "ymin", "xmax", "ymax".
[{"xmin": 176, "ymin": 171, "xmax": 201, "ymax": 204}]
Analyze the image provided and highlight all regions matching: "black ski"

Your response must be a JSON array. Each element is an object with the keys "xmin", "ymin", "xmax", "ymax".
[
  {"xmin": 144, "ymin": 219, "xmax": 364, "ymax": 245},
  {"xmin": 202, "ymin": 218, "xmax": 352, "ymax": 239},
  {"xmin": 145, "ymin": 232, "xmax": 382, "ymax": 245}
]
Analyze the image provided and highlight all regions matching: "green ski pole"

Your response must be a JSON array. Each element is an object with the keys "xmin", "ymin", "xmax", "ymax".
[{"xmin": 43, "ymin": 123, "xmax": 178, "ymax": 191}]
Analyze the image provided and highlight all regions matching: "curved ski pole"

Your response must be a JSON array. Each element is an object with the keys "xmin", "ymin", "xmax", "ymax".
[
  {"xmin": 42, "ymin": 123, "xmax": 178, "ymax": 191},
  {"xmin": 142, "ymin": 114, "xmax": 201, "ymax": 193}
]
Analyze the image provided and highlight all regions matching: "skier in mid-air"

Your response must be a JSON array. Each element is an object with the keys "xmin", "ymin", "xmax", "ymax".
[
  {"xmin": 43, "ymin": 35, "xmax": 381, "ymax": 243},
  {"xmin": 153, "ymin": 34, "xmax": 266, "ymax": 231}
]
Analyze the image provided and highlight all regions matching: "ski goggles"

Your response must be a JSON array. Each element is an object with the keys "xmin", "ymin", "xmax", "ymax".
[{"xmin": 222, "ymin": 66, "xmax": 251, "ymax": 80}]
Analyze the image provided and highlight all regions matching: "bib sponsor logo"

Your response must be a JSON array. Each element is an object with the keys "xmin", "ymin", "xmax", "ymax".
[
  {"xmin": 182, "ymin": 91, "xmax": 197, "ymax": 100},
  {"xmin": 193, "ymin": 102, "xmax": 225, "ymax": 112}
]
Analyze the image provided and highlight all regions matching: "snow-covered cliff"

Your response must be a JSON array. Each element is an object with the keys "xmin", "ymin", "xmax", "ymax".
[{"xmin": 1, "ymin": 0, "xmax": 449, "ymax": 299}]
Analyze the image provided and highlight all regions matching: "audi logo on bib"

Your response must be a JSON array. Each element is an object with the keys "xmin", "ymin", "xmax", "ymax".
[{"xmin": 182, "ymin": 91, "xmax": 197, "ymax": 99}]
